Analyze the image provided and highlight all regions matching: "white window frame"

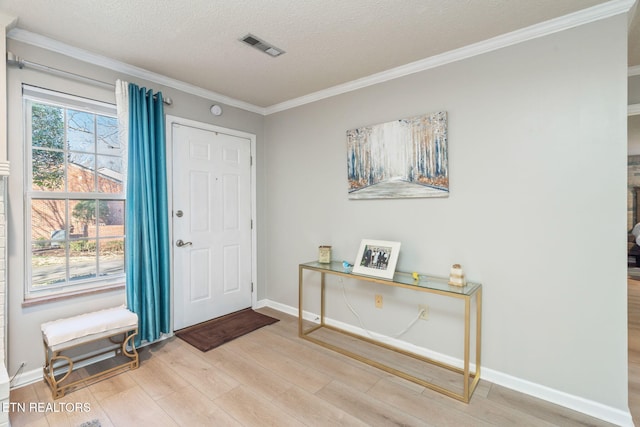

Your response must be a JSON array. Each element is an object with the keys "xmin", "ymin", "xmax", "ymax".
[{"xmin": 23, "ymin": 85, "xmax": 126, "ymax": 299}]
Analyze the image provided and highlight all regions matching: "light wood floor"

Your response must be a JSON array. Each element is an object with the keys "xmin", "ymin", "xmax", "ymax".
[{"xmin": 9, "ymin": 307, "xmax": 619, "ymax": 427}]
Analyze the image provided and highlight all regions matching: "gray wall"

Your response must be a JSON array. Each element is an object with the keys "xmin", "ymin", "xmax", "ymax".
[
  {"xmin": 263, "ymin": 15, "xmax": 628, "ymax": 410},
  {"xmin": 630, "ymin": 115, "xmax": 640, "ymax": 155},
  {"xmin": 630, "ymin": 74, "xmax": 640, "ymax": 105},
  {"xmin": 5, "ymin": 40, "xmax": 265, "ymax": 380}
]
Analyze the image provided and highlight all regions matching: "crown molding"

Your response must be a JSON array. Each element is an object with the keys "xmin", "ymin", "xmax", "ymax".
[
  {"xmin": 7, "ymin": 0, "xmax": 635, "ymax": 117},
  {"xmin": 630, "ymin": 65, "xmax": 640, "ymax": 76},
  {"xmin": 630, "ymin": 103, "xmax": 640, "ymax": 115},
  {"xmin": 264, "ymin": 0, "xmax": 636, "ymax": 115},
  {"xmin": 6, "ymin": 28, "xmax": 267, "ymax": 115}
]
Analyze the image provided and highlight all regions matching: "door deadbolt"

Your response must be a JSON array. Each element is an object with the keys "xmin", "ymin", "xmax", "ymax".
[{"xmin": 176, "ymin": 210, "xmax": 183, "ymax": 217}]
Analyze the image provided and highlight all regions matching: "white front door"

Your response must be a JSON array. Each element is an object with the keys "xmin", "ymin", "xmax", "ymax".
[{"xmin": 172, "ymin": 122, "xmax": 253, "ymax": 330}]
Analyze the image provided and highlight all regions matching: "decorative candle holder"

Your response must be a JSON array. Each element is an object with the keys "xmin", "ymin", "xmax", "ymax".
[
  {"xmin": 318, "ymin": 245, "xmax": 332, "ymax": 263},
  {"xmin": 448, "ymin": 263, "xmax": 466, "ymax": 287}
]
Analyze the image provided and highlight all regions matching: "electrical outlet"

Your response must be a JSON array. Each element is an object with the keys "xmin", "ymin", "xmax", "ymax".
[
  {"xmin": 419, "ymin": 304, "xmax": 429, "ymax": 320},
  {"xmin": 375, "ymin": 294, "xmax": 383, "ymax": 308}
]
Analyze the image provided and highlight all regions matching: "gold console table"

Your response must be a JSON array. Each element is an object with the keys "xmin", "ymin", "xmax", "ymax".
[{"xmin": 298, "ymin": 261, "xmax": 482, "ymax": 403}]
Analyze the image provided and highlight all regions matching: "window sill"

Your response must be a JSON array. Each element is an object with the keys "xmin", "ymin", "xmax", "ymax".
[{"xmin": 22, "ymin": 283, "xmax": 125, "ymax": 307}]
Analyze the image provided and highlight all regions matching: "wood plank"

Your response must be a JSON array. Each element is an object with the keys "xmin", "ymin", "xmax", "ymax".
[
  {"xmin": 242, "ymin": 326, "xmax": 384, "ymax": 392},
  {"xmin": 371, "ymin": 376, "xmax": 555, "ymax": 427},
  {"xmin": 272, "ymin": 385, "xmax": 369, "ymax": 426},
  {"xmin": 367, "ymin": 376, "xmax": 493, "ymax": 427},
  {"xmin": 156, "ymin": 385, "xmax": 242, "ymax": 426},
  {"xmin": 225, "ymin": 330, "xmax": 332, "ymax": 393},
  {"xmin": 487, "ymin": 383, "xmax": 615, "ymax": 427},
  {"xmin": 213, "ymin": 386, "xmax": 302, "ymax": 426},
  {"xmin": 8, "ymin": 384, "xmax": 49, "ymax": 427},
  {"xmin": 316, "ymin": 379, "xmax": 429, "ymax": 426},
  {"xmin": 149, "ymin": 337, "xmax": 240, "ymax": 400},
  {"xmin": 127, "ymin": 355, "xmax": 189, "ymax": 401},
  {"xmin": 98, "ymin": 385, "xmax": 178, "ymax": 426},
  {"xmin": 201, "ymin": 344, "xmax": 295, "ymax": 401},
  {"xmin": 84, "ymin": 369, "xmax": 138, "ymax": 404},
  {"xmin": 43, "ymin": 387, "xmax": 114, "ymax": 427}
]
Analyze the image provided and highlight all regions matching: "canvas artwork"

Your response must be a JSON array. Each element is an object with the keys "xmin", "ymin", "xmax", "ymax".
[{"xmin": 346, "ymin": 111, "xmax": 448, "ymax": 199}]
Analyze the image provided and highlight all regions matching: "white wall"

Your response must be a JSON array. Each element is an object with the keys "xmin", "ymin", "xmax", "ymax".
[
  {"xmin": 264, "ymin": 14, "xmax": 629, "ymax": 415},
  {"xmin": 5, "ymin": 40, "xmax": 266, "ymax": 383}
]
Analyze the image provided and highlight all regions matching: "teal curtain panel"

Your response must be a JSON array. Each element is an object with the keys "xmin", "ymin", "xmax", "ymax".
[{"xmin": 125, "ymin": 83, "xmax": 170, "ymax": 345}]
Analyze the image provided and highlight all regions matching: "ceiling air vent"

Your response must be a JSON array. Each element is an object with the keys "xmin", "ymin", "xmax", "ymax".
[{"xmin": 240, "ymin": 34, "xmax": 285, "ymax": 57}]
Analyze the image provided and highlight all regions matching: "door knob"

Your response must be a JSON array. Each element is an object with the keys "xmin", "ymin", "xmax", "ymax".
[{"xmin": 176, "ymin": 239, "xmax": 192, "ymax": 247}]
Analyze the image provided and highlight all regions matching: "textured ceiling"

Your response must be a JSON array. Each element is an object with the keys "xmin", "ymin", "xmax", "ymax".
[{"xmin": 0, "ymin": 0, "xmax": 637, "ymax": 109}]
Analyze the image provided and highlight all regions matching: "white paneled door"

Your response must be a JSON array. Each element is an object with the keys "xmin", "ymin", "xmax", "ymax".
[{"xmin": 172, "ymin": 123, "xmax": 252, "ymax": 330}]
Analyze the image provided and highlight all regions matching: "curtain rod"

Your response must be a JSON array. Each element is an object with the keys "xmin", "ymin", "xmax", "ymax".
[{"xmin": 6, "ymin": 52, "xmax": 173, "ymax": 106}]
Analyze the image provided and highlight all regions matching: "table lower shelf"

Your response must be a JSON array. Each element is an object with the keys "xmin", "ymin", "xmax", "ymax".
[{"xmin": 300, "ymin": 322, "xmax": 480, "ymax": 402}]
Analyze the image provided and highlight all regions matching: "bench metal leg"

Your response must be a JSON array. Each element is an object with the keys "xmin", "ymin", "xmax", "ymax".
[{"xmin": 42, "ymin": 328, "xmax": 140, "ymax": 399}]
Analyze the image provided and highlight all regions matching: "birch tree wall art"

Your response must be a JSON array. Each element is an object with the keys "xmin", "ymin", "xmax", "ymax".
[{"xmin": 347, "ymin": 111, "xmax": 448, "ymax": 199}]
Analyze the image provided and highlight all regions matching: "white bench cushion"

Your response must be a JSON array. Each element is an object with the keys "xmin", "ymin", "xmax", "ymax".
[{"xmin": 41, "ymin": 306, "xmax": 138, "ymax": 348}]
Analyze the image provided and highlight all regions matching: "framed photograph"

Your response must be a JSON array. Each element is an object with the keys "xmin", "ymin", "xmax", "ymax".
[{"xmin": 352, "ymin": 239, "xmax": 401, "ymax": 280}]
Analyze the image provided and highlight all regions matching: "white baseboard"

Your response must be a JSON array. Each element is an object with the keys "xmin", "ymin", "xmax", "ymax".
[
  {"xmin": 258, "ymin": 298, "xmax": 634, "ymax": 427},
  {"xmin": 483, "ymin": 368, "xmax": 634, "ymax": 427},
  {"xmin": 11, "ymin": 366, "xmax": 42, "ymax": 389}
]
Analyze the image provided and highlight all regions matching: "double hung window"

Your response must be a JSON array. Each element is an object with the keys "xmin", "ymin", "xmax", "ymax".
[{"xmin": 24, "ymin": 85, "xmax": 125, "ymax": 298}]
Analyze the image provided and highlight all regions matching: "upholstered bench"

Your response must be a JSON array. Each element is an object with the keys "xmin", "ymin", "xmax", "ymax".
[{"xmin": 41, "ymin": 306, "xmax": 139, "ymax": 399}]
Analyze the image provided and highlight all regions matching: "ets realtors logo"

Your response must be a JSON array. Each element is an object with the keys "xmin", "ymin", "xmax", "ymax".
[{"xmin": 2, "ymin": 401, "xmax": 91, "ymax": 413}]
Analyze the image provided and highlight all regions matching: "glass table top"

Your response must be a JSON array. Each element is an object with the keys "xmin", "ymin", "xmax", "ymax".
[{"xmin": 300, "ymin": 261, "xmax": 481, "ymax": 296}]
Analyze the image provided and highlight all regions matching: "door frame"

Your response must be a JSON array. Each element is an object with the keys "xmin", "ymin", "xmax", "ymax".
[{"xmin": 165, "ymin": 115, "xmax": 257, "ymax": 331}]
